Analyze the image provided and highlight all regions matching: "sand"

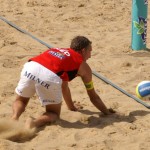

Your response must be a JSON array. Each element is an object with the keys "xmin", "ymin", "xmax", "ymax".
[{"xmin": 1, "ymin": 0, "xmax": 150, "ymax": 150}]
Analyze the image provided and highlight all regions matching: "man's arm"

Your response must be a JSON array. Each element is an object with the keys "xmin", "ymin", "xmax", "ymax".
[
  {"xmin": 78, "ymin": 61, "xmax": 112, "ymax": 115},
  {"xmin": 61, "ymin": 81, "xmax": 77, "ymax": 111},
  {"xmin": 87, "ymin": 89, "xmax": 110, "ymax": 115}
]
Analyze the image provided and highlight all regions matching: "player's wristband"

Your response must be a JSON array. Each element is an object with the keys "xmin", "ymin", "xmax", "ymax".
[{"xmin": 84, "ymin": 81, "xmax": 94, "ymax": 90}]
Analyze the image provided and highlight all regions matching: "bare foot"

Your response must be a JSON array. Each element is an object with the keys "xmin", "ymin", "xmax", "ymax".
[{"xmin": 25, "ymin": 117, "xmax": 36, "ymax": 129}]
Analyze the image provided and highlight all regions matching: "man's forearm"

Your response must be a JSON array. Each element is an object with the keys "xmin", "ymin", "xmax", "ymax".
[
  {"xmin": 90, "ymin": 97, "xmax": 109, "ymax": 115},
  {"xmin": 62, "ymin": 85, "xmax": 76, "ymax": 110},
  {"xmin": 87, "ymin": 90, "xmax": 109, "ymax": 114}
]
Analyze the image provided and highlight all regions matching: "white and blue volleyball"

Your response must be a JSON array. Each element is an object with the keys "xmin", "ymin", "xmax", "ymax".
[{"xmin": 136, "ymin": 81, "xmax": 150, "ymax": 100}]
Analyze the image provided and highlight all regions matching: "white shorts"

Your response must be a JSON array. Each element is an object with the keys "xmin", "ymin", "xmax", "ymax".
[{"xmin": 15, "ymin": 61, "xmax": 62, "ymax": 106}]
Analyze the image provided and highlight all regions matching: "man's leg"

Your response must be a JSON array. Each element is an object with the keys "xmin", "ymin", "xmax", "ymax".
[
  {"xmin": 25, "ymin": 103, "xmax": 62, "ymax": 129},
  {"xmin": 12, "ymin": 95, "xmax": 30, "ymax": 120}
]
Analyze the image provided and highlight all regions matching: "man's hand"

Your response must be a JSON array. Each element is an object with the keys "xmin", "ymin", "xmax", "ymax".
[
  {"xmin": 104, "ymin": 108, "xmax": 116, "ymax": 115},
  {"xmin": 108, "ymin": 108, "xmax": 116, "ymax": 114},
  {"xmin": 68, "ymin": 101, "xmax": 83, "ymax": 111},
  {"xmin": 100, "ymin": 108, "xmax": 116, "ymax": 117},
  {"xmin": 68, "ymin": 105, "xmax": 78, "ymax": 111}
]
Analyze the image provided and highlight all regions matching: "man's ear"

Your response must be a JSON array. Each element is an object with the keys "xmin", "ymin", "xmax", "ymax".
[{"xmin": 81, "ymin": 48, "xmax": 86, "ymax": 54}]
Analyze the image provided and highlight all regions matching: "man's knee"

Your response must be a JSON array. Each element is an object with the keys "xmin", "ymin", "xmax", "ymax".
[{"xmin": 16, "ymin": 95, "xmax": 30, "ymax": 106}]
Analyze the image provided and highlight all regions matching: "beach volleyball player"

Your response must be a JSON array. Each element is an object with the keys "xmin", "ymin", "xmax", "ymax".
[{"xmin": 11, "ymin": 36, "xmax": 115, "ymax": 128}]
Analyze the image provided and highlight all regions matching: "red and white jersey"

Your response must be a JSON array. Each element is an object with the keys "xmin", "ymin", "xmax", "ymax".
[{"xmin": 29, "ymin": 48, "xmax": 83, "ymax": 81}]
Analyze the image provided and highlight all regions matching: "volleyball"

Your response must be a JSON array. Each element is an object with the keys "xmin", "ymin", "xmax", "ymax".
[{"xmin": 136, "ymin": 81, "xmax": 150, "ymax": 100}]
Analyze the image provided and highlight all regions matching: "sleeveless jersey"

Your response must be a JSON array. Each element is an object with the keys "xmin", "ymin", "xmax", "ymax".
[{"xmin": 29, "ymin": 48, "xmax": 83, "ymax": 81}]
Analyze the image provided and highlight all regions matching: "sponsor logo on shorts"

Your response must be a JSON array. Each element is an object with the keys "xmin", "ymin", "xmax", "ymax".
[
  {"xmin": 16, "ymin": 88, "xmax": 22, "ymax": 94},
  {"xmin": 43, "ymin": 99, "xmax": 55, "ymax": 103},
  {"xmin": 24, "ymin": 71, "xmax": 50, "ymax": 89}
]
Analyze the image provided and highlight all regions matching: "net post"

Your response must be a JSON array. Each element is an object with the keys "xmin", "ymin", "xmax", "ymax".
[{"xmin": 131, "ymin": 0, "xmax": 148, "ymax": 50}]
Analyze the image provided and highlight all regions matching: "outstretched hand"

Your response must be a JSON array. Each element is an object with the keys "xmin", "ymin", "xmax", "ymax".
[
  {"xmin": 68, "ymin": 101, "xmax": 83, "ymax": 111},
  {"xmin": 100, "ymin": 108, "xmax": 117, "ymax": 117},
  {"xmin": 101, "ymin": 108, "xmax": 116, "ymax": 116},
  {"xmin": 108, "ymin": 108, "xmax": 116, "ymax": 114},
  {"xmin": 68, "ymin": 105, "xmax": 78, "ymax": 111}
]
